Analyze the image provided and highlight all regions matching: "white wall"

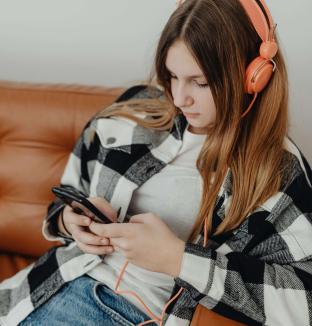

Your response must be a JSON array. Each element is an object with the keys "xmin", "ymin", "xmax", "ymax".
[
  {"xmin": 0, "ymin": 0, "xmax": 175, "ymax": 87},
  {"xmin": 0, "ymin": 0, "xmax": 311, "ymax": 163},
  {"xmin": 268, "ymin": 0, "xmax": 312, "ymax": 165}
]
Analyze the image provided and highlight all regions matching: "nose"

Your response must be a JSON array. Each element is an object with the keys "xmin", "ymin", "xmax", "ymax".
[{"xmin": 173, "ymin": 84, "xmax": 194, "ymax": 108}]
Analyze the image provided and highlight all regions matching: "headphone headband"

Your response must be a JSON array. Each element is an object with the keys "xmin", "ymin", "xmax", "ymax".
[{"xmin": 239, "ymin": 0, "xmax": 276, "ymax": 42}]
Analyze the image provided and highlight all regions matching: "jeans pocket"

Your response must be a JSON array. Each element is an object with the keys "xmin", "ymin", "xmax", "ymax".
[{"xmin": 93, "ymin": 282, "xmax": 151, "ymax": 326}]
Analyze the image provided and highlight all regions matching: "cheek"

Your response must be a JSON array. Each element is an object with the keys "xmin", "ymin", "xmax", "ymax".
[
  {"xmin": 200, "ymin": 95, "xmax": 216, "ymax": 121},
  {"xmin": 210, "ymin": 102, "xmax": 217, "ymax": 120}
]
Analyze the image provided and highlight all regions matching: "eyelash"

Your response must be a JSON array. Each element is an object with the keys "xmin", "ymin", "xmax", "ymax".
[
  {"xmin": 169, "ymin": 75, "xmax": 209, "ymax": 88},
  {"xmin": 197, "ymin": 83, "xmax": 209, "ymax": 88}
]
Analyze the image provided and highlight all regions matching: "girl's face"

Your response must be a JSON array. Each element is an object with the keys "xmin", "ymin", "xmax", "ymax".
[{"xmin": 165, "ymin": 40, "xmax": 216, "ymax": 134}]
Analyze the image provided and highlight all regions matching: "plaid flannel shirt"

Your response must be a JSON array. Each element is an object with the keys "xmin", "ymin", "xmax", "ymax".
[{"xmin": 1, "ymin": 85, "xmax": 312, "ymax": 326}]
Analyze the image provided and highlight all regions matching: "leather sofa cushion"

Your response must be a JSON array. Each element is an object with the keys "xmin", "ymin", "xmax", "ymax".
[{"xmin": 0, "ymin": 81, "xmax": 124, "ymax": 257}]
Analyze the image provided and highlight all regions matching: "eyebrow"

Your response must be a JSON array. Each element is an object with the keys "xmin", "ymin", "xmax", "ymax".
[{"xmin": 166, "ymin": 66, "xmax": 204, "ymax": 79}]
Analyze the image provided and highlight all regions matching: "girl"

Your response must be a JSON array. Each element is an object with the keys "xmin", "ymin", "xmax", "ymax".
[{"xmin": 1, "ymin": 0, "xmax": 312, "ymax": 325}]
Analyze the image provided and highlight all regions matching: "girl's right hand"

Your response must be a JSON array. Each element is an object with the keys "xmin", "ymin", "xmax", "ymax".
[{"xmin": 59, "ymin": 197, "xmax": 118, "ymax": 255}]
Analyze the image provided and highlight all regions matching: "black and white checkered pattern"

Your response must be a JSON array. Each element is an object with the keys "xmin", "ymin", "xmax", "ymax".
[{"xmin": 1, "ymin": 85, "xmax": 312, "ymax": 326}]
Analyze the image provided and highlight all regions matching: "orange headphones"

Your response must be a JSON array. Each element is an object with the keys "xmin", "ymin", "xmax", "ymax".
[
  {"xmin": 176, "ymin": 0, "xmax": 278, "ymax": 118},
  {"xmin": 240, "ymin": 0, "xmax": 278, "ymax": 117}
]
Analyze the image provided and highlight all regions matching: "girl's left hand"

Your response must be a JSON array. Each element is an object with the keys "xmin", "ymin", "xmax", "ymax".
[{"xmin": 88, "ymin": 213, "xmax": 185, "ymax": 277}]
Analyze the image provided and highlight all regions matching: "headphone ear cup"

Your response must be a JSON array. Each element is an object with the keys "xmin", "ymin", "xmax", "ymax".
[{"xmin": 245, "ymin": 56, "xmax": 274, "ymax": 94}]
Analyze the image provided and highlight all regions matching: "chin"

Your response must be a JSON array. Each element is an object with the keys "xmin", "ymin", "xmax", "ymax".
[{"xmin": 188, "ymin": 125, "xmax": 208, "ymax": 135}]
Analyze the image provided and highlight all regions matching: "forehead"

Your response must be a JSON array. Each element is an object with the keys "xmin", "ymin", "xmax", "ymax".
[{"xmin": 165, "ymin": 40, "xmax": 204, "ymax": 78}]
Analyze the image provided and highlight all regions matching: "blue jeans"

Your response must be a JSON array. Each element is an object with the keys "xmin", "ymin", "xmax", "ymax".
[{"xmin": 19, "ymin": 275, "xmax": 156, "ymax": 326}]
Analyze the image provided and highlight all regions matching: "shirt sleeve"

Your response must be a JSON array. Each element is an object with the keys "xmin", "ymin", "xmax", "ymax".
[
  {"xmin": 42, "ymin": 118, "xmax": 99, "ymax": 243},
  {"xmin": 174, "ymin": 164, "xmax": 312, "ymax": 325}
]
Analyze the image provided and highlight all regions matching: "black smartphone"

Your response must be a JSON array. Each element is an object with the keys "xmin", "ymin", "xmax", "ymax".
[{"xmin": 51, "ymin": 186, "xmax": 113, "ymax": 224}]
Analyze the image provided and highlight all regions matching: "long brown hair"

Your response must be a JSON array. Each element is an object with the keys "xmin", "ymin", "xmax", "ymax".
[{"xmin": 95, "ymin": 0, "xmax": 289, "ymax": 241}]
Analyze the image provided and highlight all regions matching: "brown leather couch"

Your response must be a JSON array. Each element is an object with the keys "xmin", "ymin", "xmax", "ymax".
[{"xmin": 0, "ymin": 81, "xmax": 244, "ymax": 326}]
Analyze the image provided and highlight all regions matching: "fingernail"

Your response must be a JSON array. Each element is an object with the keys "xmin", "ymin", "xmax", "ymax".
[
  {"xmin": 84, "ymin": 218, "xmax": 90, "ymax": 225},
  {"xmin": 101, "ymin": 239, "xmax": 107, "ymax": 244}
]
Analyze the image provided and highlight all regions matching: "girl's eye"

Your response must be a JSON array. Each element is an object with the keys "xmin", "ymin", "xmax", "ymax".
[
  {"xmin": 170, "ymin": 75, "xmax": 209, "ymax": 88},
  {"xmin": 196, "ymin": 82, "xmax": 209, "ymax": 88}
]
